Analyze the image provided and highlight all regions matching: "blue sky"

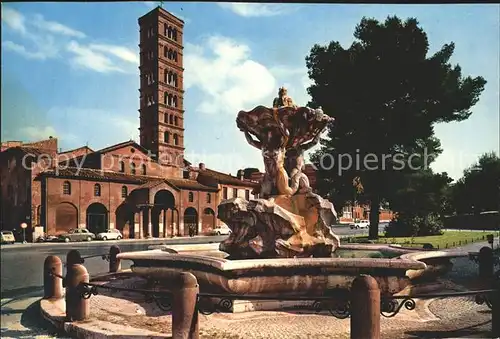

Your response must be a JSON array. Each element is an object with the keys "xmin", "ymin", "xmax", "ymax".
[{"xmin": 1, "ymin": 2, "xmax": 499, "ymax": 180}]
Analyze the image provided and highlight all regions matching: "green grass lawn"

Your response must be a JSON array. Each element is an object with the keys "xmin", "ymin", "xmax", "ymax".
[{"xmin": 348, "ymin": 230, "xmax": 499, "ymax": 249}]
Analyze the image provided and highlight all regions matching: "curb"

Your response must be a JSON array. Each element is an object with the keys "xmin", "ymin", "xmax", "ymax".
[{"xmin": 40, "ymin": 298, "xmax": 172, "ymax": 339}]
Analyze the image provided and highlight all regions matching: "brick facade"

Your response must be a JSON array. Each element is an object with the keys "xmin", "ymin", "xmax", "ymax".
[{"xmin": 0, "ymin": 139, "xmax": 257, "ymax": 240}]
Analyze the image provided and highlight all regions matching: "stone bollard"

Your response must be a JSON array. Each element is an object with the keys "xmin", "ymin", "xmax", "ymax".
[
  {"xmin": 492, "ymin": 277, "xmax": 500, "ymax": 337},
  {"xmin": 478, "ymin": 246, "xmax": 494, "ymax": 283},
  {"xmin": 65, "ymin": 264, "xmax": 90, "ymax": 322},
  {"xmin": 350, "ymin": 275, "xmax": 380, "ymax": 339},
  {"xmin": 43, "ymin": 256, "xmax": 63, "ymax": 299},
  {"xmin": 172, "ymin": 272, "xmax": 199, "ymax": 339},
  {"xmin": 109, "ymin": 245, "xmax": 121, "ymax": 273},
  {"xmin": 66, "ymin": 249, "xmax": 84, "ymax": 268}
]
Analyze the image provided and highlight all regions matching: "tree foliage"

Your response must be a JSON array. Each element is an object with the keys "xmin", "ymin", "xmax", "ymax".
[
  {"xmin": 384, "ymin": 170, "xmax": 452, "ymax": 236},
  {"xmin": 449, "ymin": 152, "xmax": 500, "ymax": 214},
  {"xmin": 306, "ymin": 16, "xmax": 487, "ymax": 238}
]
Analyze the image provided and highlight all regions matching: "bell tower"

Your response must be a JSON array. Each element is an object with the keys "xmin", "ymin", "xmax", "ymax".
[{"xmin": 138, "ymin": 6, "xmax": 185, "ymax": 168}]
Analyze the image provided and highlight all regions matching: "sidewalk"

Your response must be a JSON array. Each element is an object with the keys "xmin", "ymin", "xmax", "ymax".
[{"xmin": 1, "ymin": 290, "xmax": 68, "ymax": 339}]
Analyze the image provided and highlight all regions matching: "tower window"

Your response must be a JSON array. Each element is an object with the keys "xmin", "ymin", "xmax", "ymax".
[
  {"xmin": 173, "ymin": 51, "xmax": 178, "ymax": 62},
  {"xmin": 164, "ymin": 23, "xmax": 168, "ymax": 36},
  {"xmin": 173, "ymin": 134, "xmax": 179, "ymax": 145},
  {"xmin": 94, "ymin": 184, "xmax": 101, "ymax": 196},
  {"xmin": 169, "ymin": 115, "xmax": 173, "ymax": 124},
  {"xmin": 173, "ymin": 73, "xmax": 178, "ymax": 87},
  {"xmin": 173, "ymin": 28, "xmax": 178, "ymax": 41},
  {"xmin": 164, "ymin": 131, "xmax": 170, "ymax": 143},
  {"xmin": 163, "ymin": 92, "xmax": 168, "ymax": 105},
  {"xmin": 173, "ymin": 96, "xmax": 177, "ymax": 107},
  {"xmin": 164, "ymin": 114, "xmax": 168, "ymax": 123},
  {"xmin": 206, "ymin": 193, "xmax": 211, "ymax": 203},
  {"xmin": 119, "ymin": 161, "xmax": 125, "ymax": 173},
  {"xmin": 130, "ymin": 163, "xmax": 136, "ymax": 175},
  {"xmin": 174, "ymin": 116, "xmax": 178, "ymax": 126},
  {"xmin": 63, "ymin": 181, "xmax": 71, "ymax": 195},
  {"xmin": 121, "ymin": 186, "xmax": 128, "ymax": 198},
  {"xmin": 163, "ymin": 46, "xmax": 168, "ymax": 57},
  {"xmin": 188, "ymin": 192, "xmax": 194, "ymax": 202}
]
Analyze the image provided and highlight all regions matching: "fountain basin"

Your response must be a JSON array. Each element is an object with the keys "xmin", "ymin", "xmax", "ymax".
[{"xmin": 117, "ymin": 244, "xmax": 430, "ymax": 296}]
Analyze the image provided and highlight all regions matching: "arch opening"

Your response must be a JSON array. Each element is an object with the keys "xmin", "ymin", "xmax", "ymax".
[{"xmin": 86, "ymin": 203, "xmax": 108, "ymax": 234}]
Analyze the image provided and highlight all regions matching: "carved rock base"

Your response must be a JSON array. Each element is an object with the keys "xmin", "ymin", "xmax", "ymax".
[{"xmin": 218, "ymin": 192, "xmax": 340, "ymax": 259}]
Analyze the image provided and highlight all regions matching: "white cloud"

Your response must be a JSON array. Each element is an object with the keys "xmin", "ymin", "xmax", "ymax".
[
  {"xmin": 2, "ymin": 41, "xmax": 49, "ymax": 60},
  {"xmin": 18, "ymin": 125, "xmax": 79, "ymax": 144},
  {"xmin": 1, "ymin": 5, "xmax": 137, "ymax": 75},
  {"xmin": 19, "ymin": 126, "xmax": 57, "ymax": 140},
  {"xmin": 184, "ymin": 36, "xmax": 277, "ymax": 115},
  {"xmin": 89, "ymin": 44, "xmax": 139, "ymax": 65},
  {"xmin": 66, "ymin": 41, "xmax": 125, "ymax": 73},
  {"xmin": 32, "ymin": 14, "xmax": 86, "ymax": 38},
  {"xmin": 1, "ymin": 5, "xmax": 26, "ymax": 34},
  {"xmin": 218, "ymin": 3, "xmax": 297, "ymax": 17}
]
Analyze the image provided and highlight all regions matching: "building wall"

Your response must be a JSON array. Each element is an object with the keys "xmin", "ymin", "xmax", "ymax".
[
  {"xmin": 0, "ymin": 152, "xmax": 32, "ymax": 233},
  {"xmin": 100, "ymin": 145, "xmax": 180, "ymax": 178},
  {"xmin": 45, "ymin": 177, "xmax": 140, "ymax": 235},
  {"xmin": 178, "ymin": 189, "xmax": 218, "ymax": 235}
]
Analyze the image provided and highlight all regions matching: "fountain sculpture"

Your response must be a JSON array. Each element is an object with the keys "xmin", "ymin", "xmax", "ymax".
[
  {"xmin": 219, "ymin": 87, "xmax": 340, "ymax": 259},
  {"xmin": 117, "ymin": 88, "xmax": 459, "ymax": 307}
]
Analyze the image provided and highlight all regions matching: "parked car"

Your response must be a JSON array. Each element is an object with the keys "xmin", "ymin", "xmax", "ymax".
[
  {"xmin": 96, "ymin": 229, "xmax": 123, "ymax": 241},
  {"xmin": 58, "ymin": 228, "xmax": 95, "ymax": 242},
  {"xmin": 1, "ymin": 231, "xmax": 16, "ymax": 244},
  {"xmin": 36, "ymin": 234, "xmax": 58, "ymax": 243},
  {"xmin": 211, "ymin": 226, "xmax": 231, "ymax": 236},
  {"xmin": 350, "ymin": 220, "xmax": 369, "ymax": 229}
]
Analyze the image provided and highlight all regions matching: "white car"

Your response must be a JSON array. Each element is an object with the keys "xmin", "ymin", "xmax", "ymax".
[
  {"xmin": 350, "ymin": 220, "xmax": 370, "ymax": 229},
  {"xmin": 96, "ymin": 229, "xmax": 123, "ymax": 241},
  {"xmin": 211, "ymin": 226, "xmax": 231, "ymax": 236}
]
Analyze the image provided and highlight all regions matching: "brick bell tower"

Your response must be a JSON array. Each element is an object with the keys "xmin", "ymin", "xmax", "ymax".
[{"xmin": 138, "ymin": 7, "xmax": 185, "ymax": 168}]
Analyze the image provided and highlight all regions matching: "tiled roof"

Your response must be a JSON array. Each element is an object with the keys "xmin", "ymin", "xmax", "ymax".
[
  {"xmin": 167, "ymin": 178, "xmax": 218, "ymax": 192},
  {"xmin": 136, "ymin": 179, "xmax": 165, "ymax": 190},
  {"xmin": 38, "ymin": 167, "xmax": 218, "ymax": 192},
  {"xmin": 200, "ymin": 168, "xmax": 259, "ymax": 187}
]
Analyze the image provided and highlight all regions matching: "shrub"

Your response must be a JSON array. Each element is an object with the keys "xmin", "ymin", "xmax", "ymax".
[{"xmin": 385, "ymin": 212, "xmax": 443, "ymax": 237}]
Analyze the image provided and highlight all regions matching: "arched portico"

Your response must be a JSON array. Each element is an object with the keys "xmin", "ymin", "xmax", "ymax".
[
  {"xmin": 202, "ymin": 208, "xmax": 216, "ymax": 233},
  {"xmin": 116, "ymin": 203, "xmax": 136, "ymax": 239},
  {"xmin": 152, "ymin": 189, "xmax": 177, "ymax": 237},
  {"xmin": 55, "ymin": 202, "xmax": 78, "ymax": 233},
  {"xmin": 183, "ymin": 207, "xmax": 198, "ymax": 236},
  {"xmin": 86, "ymin": 203, "xmax": 108, "ymax": 234}
]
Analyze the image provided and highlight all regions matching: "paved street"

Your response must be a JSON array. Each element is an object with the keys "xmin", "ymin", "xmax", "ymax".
[{"xmin": 0, "ymin": 235, "xmax": 227, "ymax": 297}]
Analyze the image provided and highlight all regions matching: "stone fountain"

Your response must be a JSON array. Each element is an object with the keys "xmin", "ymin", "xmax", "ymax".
[{"xmin": 117, "ymin": 88, "xmax": 460, "ymax": 311}]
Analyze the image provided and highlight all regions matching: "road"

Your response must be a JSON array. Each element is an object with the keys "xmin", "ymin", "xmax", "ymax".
[
  {"xmin": 0, "ymin": 224, "xmax": 384, "ymax": 298},
  {"xmin": 0, "ymin": 236, "xmax": 227, "ymax": 297}
]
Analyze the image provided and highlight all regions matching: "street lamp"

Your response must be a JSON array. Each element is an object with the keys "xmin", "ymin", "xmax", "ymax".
[{"xmin": 20, "ymin": 222, "xmax": 27, "ymax": 244}]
